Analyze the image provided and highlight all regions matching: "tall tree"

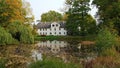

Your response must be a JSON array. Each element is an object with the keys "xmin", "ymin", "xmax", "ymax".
[
  {"xmin": 0, "ymin": 0, "xmax": 34, "ymax": 26},
  {"xmin": 65, "ymin": 0, "xmax": 96, "ymax": 36},
  {"xmin": 62, "ymin": 13, "xmax": 68, "ymax": 21},
  {"xmin": 41, "ymin": 10, "xmax": 62, "ymax": 23},
  {"xmin": 22, "ymin": 0, "xmax": 34, "ymax": 24},
  {"xmin": 92, "ymin": 0, "xmax": 120, "ymax": 35}
]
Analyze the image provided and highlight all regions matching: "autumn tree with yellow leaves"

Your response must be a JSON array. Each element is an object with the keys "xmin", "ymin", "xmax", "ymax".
[
  {"xmin": 0, "ymin": 0, "xmax": 34, "ymax": 26},
  {"xmin": 0, "ymin": 0, "xmax": 34, "ymax": 45}
]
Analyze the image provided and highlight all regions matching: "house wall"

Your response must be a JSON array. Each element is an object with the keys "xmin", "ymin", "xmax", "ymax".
[{"xmin": 37, "ymin": 22, "xmax": 67, "ymax": 36}]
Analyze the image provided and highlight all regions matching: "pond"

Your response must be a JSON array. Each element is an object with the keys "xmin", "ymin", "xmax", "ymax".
[
  {"xmin": 32, "ymin": 40, "xmax": 97, "ymax": 64},
  {"xmin": 0, "ymin": 40, "xmax": 97, "ymax": 68}
]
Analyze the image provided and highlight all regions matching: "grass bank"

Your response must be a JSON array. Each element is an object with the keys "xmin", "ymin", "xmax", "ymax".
[
  {"xmin": 34, "ymin": 35, "xmax": 96, "ymax": 41},
  {"xmin": 28, "ymin": 57, "xmax": 82, "ymax": 68}
]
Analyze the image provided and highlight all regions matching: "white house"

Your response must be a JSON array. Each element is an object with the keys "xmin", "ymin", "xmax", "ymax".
[{"xmin": 37, "ymin": 22, "xmax": 67, "ymax": 36}]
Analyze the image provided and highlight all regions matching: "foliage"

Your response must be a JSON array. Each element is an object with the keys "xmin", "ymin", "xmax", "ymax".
[
  {"xmin": 22, "ymin": 0, "xmax": 34, "ymax": 24},
  {"xmin": 92, "ymin": 56, "xmax": 120, "ymax": 68},
  {"xmin": 7, "ymin": 21, "xmax": 34, "ymax": 44},
  {"xmin": 96, "ymin": 28, "xmax": 118, "ymax": 54},
  {"xmin": 100, "ymin": 47, "xmax": 119, "ymax": 57},
  {"xmin": 0, "ymin": 0, "xmax": 24, "ymax": 26},
  {"xmin": 0, "ymin": 58, "xmax": 6, "ymax": 68},
  {"xmin": 41, "ymin": 10, "xmax": 63, "ymax": 22},
  {"xmin": 0, "ymin": 0, "xmax": 34, "ymax": 26},
  {"xmin": 0, "ymin": 26, "xmax": 18, "ymax": 45},
  {"xmin": 35, "ymin": 35, "xmax": 96, "ymax": 42},
  {"xmin": 92, "ymin": 0, "xmax": 120, "ymax": 35},
  {"xmin": 65, "ymin": 0, "xmax": 97, "ymax": 36},
  {"xmin": 29, "ymin": 57, "xmax": 81, "ymax": 68},
  {"xmin": 62, "ymin": 13, "xmax": 68, "ymax": 21}
]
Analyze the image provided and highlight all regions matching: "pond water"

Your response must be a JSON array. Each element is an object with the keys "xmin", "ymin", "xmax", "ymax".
[
  {"xmin": 32, "ymin": 40, "xmax": 97, "ymax": 63},
  {"xmin": 0, "ymin": 40, "xmax": 97, "ymax": 68}
]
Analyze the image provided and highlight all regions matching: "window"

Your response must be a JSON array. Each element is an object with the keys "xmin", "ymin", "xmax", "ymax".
[
  {"xmin": 56, "ymin": 24, "xmax": 58, "ymax": 27},
  {"xmin": 55, "ymin": 32, "xmax": 56, "ymax": 34},
  {"xmin": 50, "ymin": 32, "xmax": 52, "ymax": 35},
  {"xmin": 54, "ymin": 28, "xmax": 56, "ymax": 31},
  {"xmin": 52, "ymin": 24, "xmax": 54, "ymax": 27},
  {"xmin": 59, "ymin": 32, "xmax": 61, "ymax": 34},
  {"xmin": 59, "ymin": 28, "xmax": 61, "ymax": 30},
  {"xmin": 64, "ymin": 32, "xmax": 66, "ymax": 34}
]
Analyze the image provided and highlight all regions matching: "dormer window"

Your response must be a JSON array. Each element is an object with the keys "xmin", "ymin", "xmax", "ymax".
[{"xmin": 52, "ymin": 24, "xmax": 54, "ymax": 27}]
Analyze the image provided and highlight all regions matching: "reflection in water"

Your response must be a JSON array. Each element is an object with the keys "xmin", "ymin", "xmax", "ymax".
[
  {"xmin": 32, "ymin": 50, "xmax": 42, "ymax": 61},
  {"xmin": 37, "ymin": 40, "xmax": 67, "ymax": 53},
  {"xmin": 32, "ymin": 40, "xmax": 96, "ymax": 63}
]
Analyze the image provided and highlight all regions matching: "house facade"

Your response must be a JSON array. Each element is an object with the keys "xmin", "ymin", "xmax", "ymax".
[{"xmin": 37, "ymin": 22, "xmax": 67, "ymax": 36}]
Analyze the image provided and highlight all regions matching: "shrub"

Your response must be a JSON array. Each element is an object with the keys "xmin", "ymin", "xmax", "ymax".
[
  {"xmin": 93, "ymin": 56, "xmax": 120, "ymax": 68},
  {"xmin": 29, "ymin": 57, "xmax": 81, "ymax": 68},
  {"xmin": 100, "ymin": 48, "xmax": 119, "ymax": 57},
  {"xmin": 96, "ymin": 28, "xmax": 118, "ymax": 56},
  {"xmin": 7, "ymin": 21, "xmax": 34, "ymax": 44},
  {"xmin": 0, "ymin": 26, "xmax": 17, "ymax": 45},
  {"xmin": 0, "ymin": 58, "xmax": 6, "ymax": 68}
]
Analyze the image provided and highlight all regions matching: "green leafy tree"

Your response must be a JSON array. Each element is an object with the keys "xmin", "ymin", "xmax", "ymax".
[
  {"xmin": 7, "ymin": 21, "xmax": 34, "ymax": 44},
  {"xmin": 92, "ymin": 0, "xmax": 120, "ymax": 35},
  {"xmin": 0, "ymin": 26, "xmax": 17, "ymax": 45},
  {"xmin": 41, "ymin": 10, "xmax": 62, "ymax": 22},
  {"xmin": 65, "ymin": 0, "xmax": 96, "ymax": 36},
  {"xmin": 62, "ymin": 13, "xmax": 68, "ymax": 21}
]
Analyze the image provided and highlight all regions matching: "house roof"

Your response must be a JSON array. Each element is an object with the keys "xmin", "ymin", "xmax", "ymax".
[
  {"xmin": 59, "ymin": 22, "xmax": 66, "ymax": 28},
  {"xmin": 36, "ymin": 22, "xmax": 66, "ymax": 29},
  {"xmin": 36, "ymin": 23, "xmax": 51, "ymax": 29}
]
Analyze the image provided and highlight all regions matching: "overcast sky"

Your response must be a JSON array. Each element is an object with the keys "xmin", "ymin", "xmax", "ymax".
[
  {"xmin": 26, "ymin": 0, "xmax": 65, "ymax": 21},
  {"xmin": 26, "ymin": 0, "xmax": 97, "ymax": 21}
]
